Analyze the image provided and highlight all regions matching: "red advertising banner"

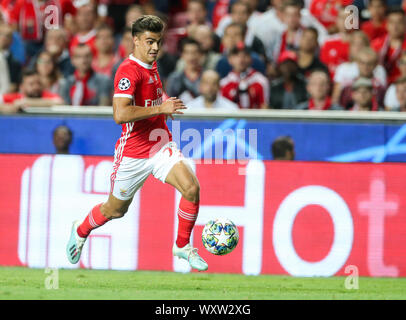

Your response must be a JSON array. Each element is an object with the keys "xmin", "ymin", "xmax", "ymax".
[{"xmin": 0, "ymin": 154, "xmax": 405, "ymax": 277}]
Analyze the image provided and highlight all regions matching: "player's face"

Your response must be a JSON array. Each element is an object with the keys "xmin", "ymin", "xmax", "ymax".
[{"xmin": 134, "ymin": 31, "xmax": 162, "ymax": 64}]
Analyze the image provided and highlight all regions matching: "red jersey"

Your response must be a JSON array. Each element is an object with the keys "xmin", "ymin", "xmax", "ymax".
[
  {"xmin": 10, "ymin": 0, "xmax": 76, "ymax": 41},
  {"xmin": 310, "ymin": 0, "xmax": 352, "ymax": 29},
  {"xmin": 220, "ymin": 68, "xmax": 269, "ymax": 109},
  {"xmin": 113, "ymin": 54, "xmax": 172, "ymax": 159},
  {"xmin": 0, "ymin": 91, "xmax": 61, "ymax": 104},
  {"xmin": 320, "ymin": 34, "xmax": 350, "ymax": 78},
  {"xmin": 361, "ymin": 20, "xmax": 387, "ymax": 42},
  {"xmin": 372, "ymin": 35, "xmax": 406, "ymax": 84}
]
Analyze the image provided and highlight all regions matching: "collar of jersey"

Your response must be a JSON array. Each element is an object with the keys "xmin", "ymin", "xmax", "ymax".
[{"xmin": 129, "ymin": 54, "xmax": 153, "ymax": 69}]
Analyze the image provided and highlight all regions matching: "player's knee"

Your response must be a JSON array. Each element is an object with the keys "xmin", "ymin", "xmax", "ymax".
[{"xmin": 183, "ymin": 182, "xmax": 200, "ymax": 202}]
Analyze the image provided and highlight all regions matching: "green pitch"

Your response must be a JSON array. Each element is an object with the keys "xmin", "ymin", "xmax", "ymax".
[{"xmin": 0, "ymin": 266, "xmax": 405, "ymax": 300}]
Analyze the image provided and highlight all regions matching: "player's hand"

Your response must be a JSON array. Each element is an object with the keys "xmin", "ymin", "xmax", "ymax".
[{"xmin": 160, "ymin": 97, "xmax": 187, "ymax": 120}]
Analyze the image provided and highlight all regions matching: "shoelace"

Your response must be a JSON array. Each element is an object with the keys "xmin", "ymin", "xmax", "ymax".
[{"xmin": 187, "ymin": 248, "xmax": 204, "ymax": 262}]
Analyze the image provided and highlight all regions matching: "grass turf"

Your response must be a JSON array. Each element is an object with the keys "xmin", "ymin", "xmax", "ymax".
[{"xmin": 0, "ymin": 266, "xmax": 405, "ymax": 300}]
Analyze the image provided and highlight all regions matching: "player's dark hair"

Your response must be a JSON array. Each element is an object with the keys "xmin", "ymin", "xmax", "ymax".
[
  {"xmin": 272, "ymin": 136, "xmax": 295, "ymax": 160},
  {"xmin": 131, "ymin": 15, "xmax": 164, "ymax": 37}
]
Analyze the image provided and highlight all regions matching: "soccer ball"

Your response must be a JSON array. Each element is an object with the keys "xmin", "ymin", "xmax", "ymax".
[{"xmin": 201, "ymin": 218, "xmax": 239, "ymax": 255}]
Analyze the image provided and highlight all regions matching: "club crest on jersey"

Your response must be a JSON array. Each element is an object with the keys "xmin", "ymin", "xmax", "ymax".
[{"xmin": 118, "ymin": 78, "xmax": 131, "ymax": 90}]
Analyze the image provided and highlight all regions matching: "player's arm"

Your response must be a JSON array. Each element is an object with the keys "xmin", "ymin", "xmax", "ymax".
[{"xmin": 113, "ymin": 96, "xmax": 187, "ymax": 124}]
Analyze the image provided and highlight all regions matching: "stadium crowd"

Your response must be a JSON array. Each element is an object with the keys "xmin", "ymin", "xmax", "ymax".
[{"xmin": 1, "ymin": 0, "xmax": 406, "ymax": 113}]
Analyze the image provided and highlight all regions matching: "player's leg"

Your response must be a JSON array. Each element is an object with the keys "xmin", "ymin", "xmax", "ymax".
[
  {"xmin": 67, "ymin": 156, "xmax": 150, "ymax": 264},
  {"xmin": 165, "ymin": 160, "xmax": 200, "ymax": 247},
  {"xmin": 66, "ymin": 194, "xmax": 133, "ymax": 264},
  {"xmin": 164, "ymin": 160, "xmax": 208, "ymax": 271}
]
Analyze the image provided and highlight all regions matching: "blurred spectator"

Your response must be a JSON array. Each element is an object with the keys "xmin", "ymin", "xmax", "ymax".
[
  {"xmin": 252, "ymin": 0, "xmax": 328, "ymax": 62},
  {"xmin": 0, "ymin": 69, "xmax": 63, "ymax": 114},
  {"xmin": 185, "ymin": 0, "xmax": 210, "ymax": 32},
  {"xmin": 0, "ymin": 23, "xmax": 21, "ymax": 92},
  {"xmin": 0, "ymin": 52, "xmax": 10, "ymax": 94},
  {"xmin": 220, "ymin": 44, "xmax": 269, "ymax": 109},
  {"xmin": 275, "ymin": 0, "xmax": 304, "ymax": 61},
  {"xmin": 42, "ymin": 28, "xmax": 74, "ymax": 77},
  {"xmin": 59, "ymin": 43, "xmax": 112, "ymax": 106},
  {"xmin": 111, "ymin": 27, "xmax": 134, "ymax": 82},
  {"xmin": 372, "ymin": 7, "xmax": 406, "ymax": 84},
  {"xmin": 310, "ymin": 0, "xmax": 353, "ymax": 33},
  {"xmin": 269, "ymin": 51, "xmax": 307, "ymax": 109},
  {"xmin": 215, "ymin": 0, "xmax": 263, "ymax": 55},
  {"xmin": 164, "ymin": 0, "xmax": 209, "ymax": 54},
  {"xmin": 10, "ymin": 0, "xmax": 76, "ymax": 60},
  {"xmin": 384, "ymin": 51, "xmax": 406, "ymax": 110},
  {"xmin": 124, "ymin": 4, "xmax": 146, "ymax": 29},
  {"xmin": 296, "ymin": 69, "xmax": 343, "ymax": 110},
  {"xmin": 53, "ymin": 125, "xmax": 73, "ymax": 154},
  {"xmin": 361, "ymin": 0, "xmax": 387, "ymax": 42},
  {"xmin": 215, "ymin": 22, "xmax": 266, "ymax": 78},
  {"xmin": 215, "ymin": 0, "xmax": 262, "ymax": 37},
  {"xmin": 35, "ymin": 51, "xmax": 62, "ymax": 93},
  {"xmin": 271, "ymin": 136, "xmax": 295, "ymax": 160},
  {"xmin": 395, "ymin": 76, "xmax": 406, "ymax": 111},
  {"xmin": 69, "ymin": 2, "xmax": 98, "ymax": 57},
  {"xmin": 166, "ymin": 38, "xmax": 203, "ymax": 104},
  {"xmin": 92, "ymin": 24, "xmax": 121, "ymax": 77},
  {"xmin": 334, "ymin": 47, "xmax": 387, "ymax": 109},
  {"xmin": 187, "ymin": 70, "xmax": 238, "ymax": 110},
  {"xmin": 350, "ymin": 77, "xmax": 381, "ymax": 111},
  {"xmin": 320, "ymin": 7, "xmax": 353, "ymax": 78},
  {"xmin": 297, "ymin": 27, "xmax": 329, "ymax": 79},
  {"xmin": 115, "ymin": 5, "xmax": 145, "ymax": 59},
  {"xmin": 0, "ymin": 13, "xmax": 25, "ymax": 65},
  {"xmin": 176, "ymin": 24, "xmax": 221, "ymax": 72}
]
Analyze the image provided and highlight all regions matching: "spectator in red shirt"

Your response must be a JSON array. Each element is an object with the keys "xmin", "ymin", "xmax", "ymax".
[
  {"xmin": 69, "ymin": 2, "xmax": 98, "ymax": 57},
  {"xmin": 361, "ymin": 0, "xmax": 387, "ymax": 42},
  {"xmin": 371, "ymin": 7, "xmax": 406, "ymax": 84},
  {"xmin": 320, "ymin": 7, "xmax": 352, "ymax": 78},
  {"xmin": 220, "ymin": 43, "xmax": 269, "ymax": 109},
  {"xmin": 310, "ymin": 0, "xmax": 353, "ymax": 33},
  {"xmin": 0, "ymin": 69, "xmax": 63, "ymax": 114},
  {"xmin": 91, "ymin": 24, "xmax": 121, "ymax": 77},
  {"xmin": 10, "ymin": 0, "xmax": 76, "ymax": 60}
]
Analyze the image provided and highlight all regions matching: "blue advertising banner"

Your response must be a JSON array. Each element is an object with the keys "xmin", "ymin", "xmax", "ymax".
[{"xmin": 0, "ymin": 115, "xmax": 405, "ymax": 163}]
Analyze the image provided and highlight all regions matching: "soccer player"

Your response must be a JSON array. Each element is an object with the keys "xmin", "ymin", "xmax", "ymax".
[{"xmin": 66, "ymin": 15, "xmax": 208, "ymax": 272}]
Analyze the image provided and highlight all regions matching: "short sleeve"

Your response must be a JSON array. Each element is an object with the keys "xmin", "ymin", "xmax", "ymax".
[{"xmin": 113, "ymin": 64, "xmax": 140, "ymax": 100}]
